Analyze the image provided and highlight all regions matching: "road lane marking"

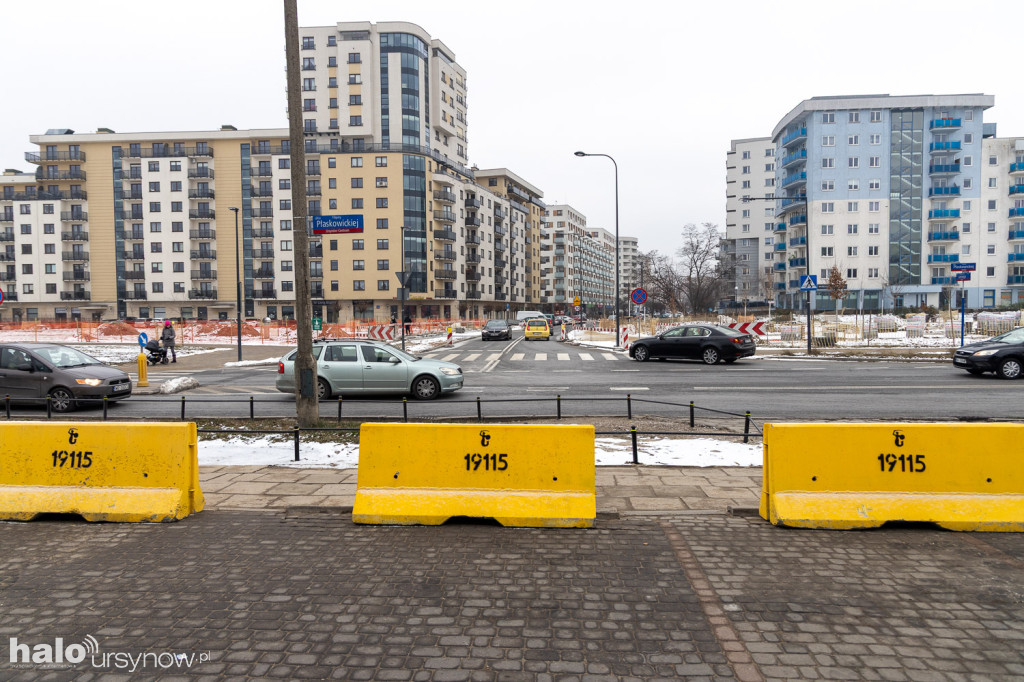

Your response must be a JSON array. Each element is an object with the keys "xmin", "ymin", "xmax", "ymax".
[
  {"xmin": 557, "ymin": 353, "xmax": 570, "ymax": 361},
  {"xmin": 602, "ymin": 353, "xmax": 618, "ymax": 360},
  {"xmin": 463, "ymin": 353, "xmax": 481, "ymax": 361},
  {"xmin": 610, "ymin": 387, "xmax": 650, "ymax": 391},
  {"xmin": 441, "ymin": 353, "xmax": 458, "ymax": 361},
  {"xmin": 611, "ymin": 369, "xmax": 639, "ymax": 372},
  {"xmin": 511, "ymin": 353, "xmax": 525, "ymax": 361},
  {"xmin": 579, "ymin": 353, "xmax": 594, "ymax": 361},
  {"xmin": 691, "ymin": 385, "xmax": 996, "ymax": 391},
  {"xmin": 535, "ymin": 353, "xmax": 547, "ymax": 361},
  {"xmin": 487, "ymin": 353, "xmax": 501, "ymax": 361},
  {"xmin": 528, "ymin": 387, "xmax": 568, "ymax": 391}
]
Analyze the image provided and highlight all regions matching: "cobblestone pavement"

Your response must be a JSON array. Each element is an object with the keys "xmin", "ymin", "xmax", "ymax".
[{"xmin": 1, "ymin": 510, "xmax": 1022, "ymax": 681}]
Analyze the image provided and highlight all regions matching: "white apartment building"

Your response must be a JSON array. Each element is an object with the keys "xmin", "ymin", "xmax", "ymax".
[
  {"xmin": 617, "ymin": 235, "xmax": 639, "ymax": 301},
  {"xmin": 723, "ymin": 137, "xmax": 776, "ymax": 307}
]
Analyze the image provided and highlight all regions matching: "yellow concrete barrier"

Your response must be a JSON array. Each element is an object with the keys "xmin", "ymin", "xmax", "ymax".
[
  {"xmin": 0, "ymin": 421, "xmax": 204, "ymax": 522},
  {"xmin": 353, "ymin": 423, "xmax": 595, "ymax": 527},
  {"xmin": 760, "ymin": 423, "xmax": 1024, "ymax": 531}
]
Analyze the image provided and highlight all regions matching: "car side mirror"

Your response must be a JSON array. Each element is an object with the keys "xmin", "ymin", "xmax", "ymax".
[
  {"xmin": 15, "ymin": 361, "xmax": 33, "ymax": 372},
  {"xmin": 389, "ymin": 356, "xmax": 401, "ymax": 364}
]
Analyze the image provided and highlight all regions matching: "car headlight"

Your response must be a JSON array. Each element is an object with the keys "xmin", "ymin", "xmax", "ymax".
[
  {"xmin": 439, "ymin": 367, "xmax": 461, "ymax": 376},
  {"xmin": 76, "ymin": 378, "xmax": 103, "ymax": 386},
  {"xmin": 972, "ymin": 349, "xmax": 998, "ymax": 356}
]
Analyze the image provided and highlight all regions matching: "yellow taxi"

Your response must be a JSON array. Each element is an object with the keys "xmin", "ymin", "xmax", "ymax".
[{"xmin": 523, "ymin": 317, "xmax": 551, "ymax": 341}]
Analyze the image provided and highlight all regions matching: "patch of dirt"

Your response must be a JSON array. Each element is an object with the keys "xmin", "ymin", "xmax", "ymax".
[{"xmin": 97, "ymin": 322, "xmax": 138, "ymax": 336}]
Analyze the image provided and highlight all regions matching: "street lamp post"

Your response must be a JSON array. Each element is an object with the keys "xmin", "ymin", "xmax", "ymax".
[
  {"xmin": 228, "ymin": 206, "xmax": 242, "ymax": 362},
  {"xmin": 574, "ymin": 151, "xmax": 620, "ymax": 349},
  {"xmin": 399, "ymin": 225, "xmax": 407, "ymax": 351},
  {"xmin": 743, "ymin": 194, "xmax": 812, "ymax": 354}
]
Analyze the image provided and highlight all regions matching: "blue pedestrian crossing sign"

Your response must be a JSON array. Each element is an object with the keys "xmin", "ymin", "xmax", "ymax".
[{"xmin": 799, "ymin": 275, "xmax": 818, "ymax": 291}]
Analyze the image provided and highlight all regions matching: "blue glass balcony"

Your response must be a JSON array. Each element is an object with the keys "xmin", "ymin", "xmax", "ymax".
[
  {"xmin": 781, "ymin": 149, "xmax": 807, "ymax": 168},
  {"xmin": 929, "ymin": 163, "xmax": 961, "ymax": 175},
  {"xmin": 789, "ymin": 279, "xmax": 801, "ymax": 288},
  {"xmin": 789, "ymin": 236, "xmax": 807, "ymax": 246},
  {"xmin": 1011, "ymin": 162, "xmax": 1024, "ymax": 174},
  {"xmin": 1009, "ymin": 275, "xmax": 1024, "ymax": 284},
  {"xmin": 929, "ymin": 118, "xmax": 961, "ymax": 130},
  {"xmin": 781, "ymin": 127, "xmax": 807, "ymax": 147},
  {"xmin": 788, "ymin": 257, "xmax": 807, "ymax": 268},
  {"xmin": 779, "ymin": 196, "xmax": 807, "ymax": 212},
  {"xmin": 775, "ymin": 222, "xmax": 787, "ymax": 232},
  {"xmin": 928, "ymin": 209, "xmax": 960, "ymax": 219},
  {"xmin": 1009, "ymin": 253, "xmax": 1024, "ymax": 262},
  {"xmin": 1008, "ymin": 230, "xmax": 1024, "ymax": 240},
  {"xmin": 1009, "ymin": 185, "xmax": 1024, "ymax": 196},
  {"xmin": 789, "ymin": 214, "xmax": 807, "ymax": 226},
  {"xmin": 774, "ymin": 243, "xmax": 787, "ymax": 252},
  {"xmin": 775, "ymin": 282, "xmax": 787, "ymax": 290},
  {"xmin": 781, "ymin": 171, "xmax": 806, "ymax": 188},
  {"xmin": 927, "ymin": 254, "xmax": 959, "ymax": 263},
  {"xmin": 931, "ymin": 276, "xmax": 954, "ymax": 285},
  {"xmin": 928, "ymin": 141, "xmax": 961, "ymax": 153},
  {"xmin": 1010, "ymin": 208, "xmax": 1024, "ymax": 218},
  {"xmin": 928, "ymin": 186, "xmax": 960, "ymax": 197},
  {"xmin": 928, "ymin": 231, "xmax": 960, "ymax": 241},
  {"xmin": 774, "ymin": 262, "xmax": 787, "ymax": 271}
]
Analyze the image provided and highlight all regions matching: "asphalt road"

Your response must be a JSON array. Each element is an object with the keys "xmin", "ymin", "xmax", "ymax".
[{"xmin": 7, "ymin": 331, "xmax": 1019, "ymax": 423}]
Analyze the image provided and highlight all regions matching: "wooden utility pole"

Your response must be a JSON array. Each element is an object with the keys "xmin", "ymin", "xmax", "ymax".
[{"xmin": 284, "ymin": 0, "xmax": 317, "ymax": 426}]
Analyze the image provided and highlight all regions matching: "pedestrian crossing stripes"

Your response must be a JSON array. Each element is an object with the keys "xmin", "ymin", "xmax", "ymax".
[{"xmin": 427, "ymin": 350, "xmax": 624, "ymax": 363}]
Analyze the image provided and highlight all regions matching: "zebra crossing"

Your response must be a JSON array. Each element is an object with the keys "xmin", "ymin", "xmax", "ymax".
[{"xmin": 427, "ymin": 350, "xmax": 622, "ymax": 364}]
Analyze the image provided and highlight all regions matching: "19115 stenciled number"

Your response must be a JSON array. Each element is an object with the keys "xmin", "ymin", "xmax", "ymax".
[
  {"xmin": 463, "ymin": 453, "xmax": 508, "ymax": 471},
  {"xmin": 877, "ymin": 453, "xmax": 925, "ymax": 473},
  {"xmin": 51, "ymin": 450, "xmax": 93, "ymax": 468}
]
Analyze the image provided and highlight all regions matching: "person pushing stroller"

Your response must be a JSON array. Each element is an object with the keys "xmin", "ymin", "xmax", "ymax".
[{"xmin": 161, "ymin": 320, "xmax": 177, "ymax": 363}]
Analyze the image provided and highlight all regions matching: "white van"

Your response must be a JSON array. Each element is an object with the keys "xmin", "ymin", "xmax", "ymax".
[{"xmin": 514, "ymin": 310, "xmax": 544, "ymax": 323}]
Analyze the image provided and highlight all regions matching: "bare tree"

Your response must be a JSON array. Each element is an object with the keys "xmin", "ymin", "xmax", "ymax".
[
  {"xmin": 826, "ymin": 265, "xmax": 848, "ymax": 314},
  {"xmin": 677, "ymin": 222, "xmax": 727, "ymax": 314},
  {"xmin": 638, "ymin": 250, "xmax": 684, "ymax": 312}
]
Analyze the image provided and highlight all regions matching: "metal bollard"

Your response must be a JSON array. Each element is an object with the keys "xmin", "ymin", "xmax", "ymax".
[
  {"xmin": 249, "ymin": 396, "xmax": 255, "ymax": 420},
  {"xmin": 556, "ymin": 395, "xmax": 561, "ymax": 420},
  {"xmin": 631, "ymin": 425, "xmax": 639, "ymax": 464},
  {"xmin": 402, "ymin": 397, "xmax": 408, "ymax": 422},
  {"xmin": 293, "ymin": 425, "xmax": 300, "ymax": 462},
  {"xmin": 744, "ymin": 411, "xmax": 751, "ymax": 444},
  {"xmin": 689, "ymin": 401, "xmax": 695, "ymax": 428},
  {"xmin": 4, "ymin": 395, "xmax": 9, "ymax": 420},
  {"xmin": 181, "ymin": 395, "xmax": 186, "ymax": 421},
  {"xmin": 627, "ymin": 394, "xmax": 632, "ymax": 419},
  {"xmin": 46, "ymin": 395, "xmax": 52, "ymax": 419},
  {"xmin": 476, "ymin": 396, "xmax": 482, "ymax": 422},
  {"xmin": 102, "ymin": 396, "xmax": 108, "ymax": 421},
  {"xmin": 337, "ymin": 397, "xmax": 343, "ymax": 423}
]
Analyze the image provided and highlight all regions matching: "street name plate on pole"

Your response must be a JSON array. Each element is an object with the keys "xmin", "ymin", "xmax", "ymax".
[
  {"xmin": 955, "ymin": 272, "xmax": 971, "ymax": 282},
  {"xmin": 951, "ymin": 262, "xmax": 976, "ymax": 272}
]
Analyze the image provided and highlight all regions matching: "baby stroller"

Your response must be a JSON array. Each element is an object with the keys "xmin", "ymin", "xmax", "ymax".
[{"xmin": 145, "ymin": 339, "xmax": 169, "ymax": 365}]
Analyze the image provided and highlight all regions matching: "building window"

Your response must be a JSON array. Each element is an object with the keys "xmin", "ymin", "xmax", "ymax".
[
  {"xmin": 848, "ymin": 157, "xmax": 860, "ymax": 169},
  {"xmin": 348, "ymin": 52, "xmax": 361, "ymax": 63},
  {"xmin": 377, "ymin": 239, "xmax": 388, "ymax": 249},
  {"xmin": 348, "ymin": 74, "xmax": 361, "ymax": 84},
  {"xmin": 848, "ymin": 135, "xmax": 859, "ymax": 146},
  {"xmin": 377, "ymin": 280, "xmax": 389, "ymax": 291},
  {"xmin": 148, "ymin": 161, "xmax": 160, "ymax": 172},
  {"xmin": 352, "ymin": 239, "xmax": 364, "ymax": 250},
  {"xmin": 848, "ymin": 202, "xmax": 859, "ymax": 211},
  {"xmin": 848, "ymin": 224, "xmax": 859, "ymax": 234},
  {"xmin": 822, "ymin": 158, "xmax": 835, "ymax": 169},
  {"xmin": 351, "ymin": 157, "xmax": 363, "ymax": 167},
  {"xmin": 351, "ymin": 178, "xmax": 363, "ymax": 188},
  {"xmin": 822, "ymin": 203, "xmax": 834, "ymax": 213},
  {"xmin": 821, "ymin": 224, "xmax": 834, "ymax": 235},
  {"xmin": 848, "ymin": 246, "xmax": 858, "ymax": 256},
  {"xmin": 376, "ymin": 156, "xmax": 387, "ymax": 167},
  {"xmin": 149, "ymin": 202, "xmax": 161, "ymax": 212},
  {"xmin": 987, "ymin": 267, "xmax": 996, "ymax": 277},
  {"xmin": 870, "ymin": 111, "xmax": 882, "ymax": 123},
  {"xmin": 375, "ymin": 198, "xmax": 388, "ymax": 208},
  {"xmin": 821, "ymin": 246, "xmax": 834, "ymax": 256},
  {"xmin": 868, "ymin": 201, "xmax": 880, "ymax": 212},
  {"xmin": 377, "ymin": 218, "xmax": 388, "ymax": 229},
  {"xmin": 870, "ymin": 133, "xmax": 881, "ymax": 145},
  {"xmin": 353, "ymin": 280, "xmax": 365, "ymax": 291},
  {"xmin": 353, "ymin": 260, "xmax": 364, "ymax": 270},
  {"xmin": 349, "ymin": 116, "xmax": 363, "ymax": 126},
  {"xmin": 822, "ymin": 112, "xmax": 835, "ymax": 123},
  {"xmin": 869, "ymin": 223, "xmax": 879, "ymax": 234},
  {"xmin": 280, "ymin": 240, "xmax": 292, "ymax": 251},
  {"xmin": 869, "ymin": 156, "xmax": 880, "ymax": 168},
  {"xmin": 849, "ymin": 112, "xmax": 860, "ymax": 123},
  {"xmin": 868, "ymin": 246, "xmax": 879, "ymax": 256},
  {"xmin": 352, "ymin": 198, "xmax": 363, "ymax": 209},
  {"xmin": 846, "ymin": 268, "xmax": 857, "ymax": 278},
  {"xmin": 376, "ymin": 177, "xmax": 388, "ymax": 188},
  {"xmin": 376, "ymin": 259, "xmax": 389, "ymax": 270},
  {"xmin": 869, "ymin": 179, "xmax": 880, "ymax": 190}
]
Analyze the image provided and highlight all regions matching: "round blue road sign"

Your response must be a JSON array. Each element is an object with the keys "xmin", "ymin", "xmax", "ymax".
[
  {"xmin": 0, "ymin": 286, "xmax": 4, "ymax": 305},
  {"xmin": 630, "ymin": 287, "xmax": 648, "ymax": 305},
  {"xmin": 138, "ymin": 332, "xmax": 148, "ymax": 348}
]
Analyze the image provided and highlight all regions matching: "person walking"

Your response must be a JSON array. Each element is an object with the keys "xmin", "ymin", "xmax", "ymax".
[{"xmin": 161, "ymin": 320, "xmax": 177, "ymax": 363}]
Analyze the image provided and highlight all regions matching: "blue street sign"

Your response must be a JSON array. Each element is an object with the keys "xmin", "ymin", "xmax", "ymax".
[
  {"xmin": 951, "ymin": 262, "xmax": 976, "ymax": 272},
  {"xmin": 955, "ymin": 272, "xmax": 971, "ymax": 281},
  {"xmin": 799, "ymin": 275, "xmax": 818, "ymax": 291},
  {"xmin": 310, "ymin": 214, "xmax": 364, "ymax": 234},
  {"xmin": 138, "ymin": 332, "xmax": 148, "ymax": 348},
  {"xmin": 630, "ymin": 287, "xmax": 648, "ymax": 305}
]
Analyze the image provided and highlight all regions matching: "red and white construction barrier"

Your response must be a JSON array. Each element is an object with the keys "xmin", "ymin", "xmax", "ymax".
[
  {"xmin": 447, "ymin": 326, "xmax": 453, "ymax": 346},
  {"xmin": 367, "ymin": 324, "xmax": 396, "ymax": 341},
  {"xmin": 727, "ymin": 321, "xmax": 767, "ymax": 336},
  {"xmin": 620, "ymin": 326, "xmax": 630, "ymax": 347}
]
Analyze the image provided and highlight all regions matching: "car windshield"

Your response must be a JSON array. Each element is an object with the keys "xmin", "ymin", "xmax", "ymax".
[
  {"xmin": 485, "ymin": 321, "xmax": 506, "ymax": 329},
  {"xmin": 33, "ymin": 346, "xmax": 103, "ymax": 368},
  {"xmin": 990, "ymin": 328, "xmax": 1024, "ymax": 344}
]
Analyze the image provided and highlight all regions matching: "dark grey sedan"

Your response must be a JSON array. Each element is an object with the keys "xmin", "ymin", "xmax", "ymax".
[
  {"xmin": 481, "ymin": 319, "xmax": 512, "ymax": 341},
  {"xmin": 0, "ymin": 343, "xmax": 133, "ymax": 412},
  {"xmin": 628, "ymin": 324, "xmax": 756, "ymax": 365}
]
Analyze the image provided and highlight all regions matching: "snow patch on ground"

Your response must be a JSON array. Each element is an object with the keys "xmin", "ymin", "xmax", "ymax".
[
  {"xmin": 159, "ymin": 377, "xmax": 200, "ymax": 394},
  {"xmin": 224, "ymin": 357, "xmax": 282, "ymax": 367}
]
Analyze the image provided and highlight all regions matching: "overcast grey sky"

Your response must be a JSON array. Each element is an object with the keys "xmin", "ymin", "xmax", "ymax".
[{"xmin": 4, "ymin": 0, "xmax": 1022, "ymax": 252}]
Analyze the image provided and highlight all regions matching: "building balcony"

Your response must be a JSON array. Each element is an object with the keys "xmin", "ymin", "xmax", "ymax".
[
  {"xmin": 929, "ymin": 118, "xmax": 961, "ymax": 130},
  {"xmin": 62, "ymin": 272, "xmax": 90, "ymax": 281},
  {"xmin": 433, "ymin": 189, "xmax": 456, "ymax": 204},
  {"xmin": 122, "ymin": 169, "xmax": 143, "ymax": 180},
  {"xmin": 466, "ymin": 271, "xmax": 481, "ymax": 281},
  {"xmin": 436, "ymin": 288, "xmax": 458, "ymax": 300},
  {"xmin": 1010, "ymin": 208, "xmax": 1024, "ymax": 218},
  {"xmin": 928, "ymin": 186, "xmax": 960, "ymax": 197},
  {"xmin": 775, "ymin": 282, "xmax": 787, "ymax": 290},
  {"xmin": 121, "ymin": 211, "xmax": 144, "ymax": 221},
  {"xmin": 494, "ymin": 206, "xmax": 507, "ymax": 220},
  {"xmin": 774, "ymin": 262, "xmax": 787, "ymax": 271},
  {"xmin": 494, "ymin": 292, "xmax": 507, "ymax": 301},
  {"xmin": 0, "ymin": 253, "xmax": 14, "ymax": 262},
  {"xmin": 253, "ymin": 249, "xmax": 274, "ymax": 259},
  {"xmin": 494, "ymin": 225, "xmax": 507, "ymax": 236},
  {"xmin": 1009, "ymin": 253, "xmax": 1024, "ymax": 262},
  {"xmin": 781, "ymin": 149, "xmax": 807, "ymax": 168},
  {"xmin": 788, "ymin": 258, "xmax": 807, "ymax": 268},
  {"xmin": 249, "ymin": 185, "xmax": 273, "ymax": 197},
  {"xmin": 187, "ymin": 147, "xmax": 214, "ymax": 158},
  {"xmin": 189, "ymin": 289, "xmax": 218, "ymax": 299},
  {"xmin": 931, "ymin": 276, "xmax": 954, "ymax": 285},
  {"xmin": 123, "ymin": 271, "xmax": 145, "ymax": 280},
  {"xmin": 191, "ymin": 250, "xmax": 217, "ymax": 260},
  {"xmin": 434, "ymin": 249, "xmax": 456, "ymax": 262},
  {"xmin": 247, "ymin": 226, "xmax": 273, "ymax": 238},
  {"xmin": 434, "ymin": 269, "xmax": 457, "ymax": 281},
  {"xmin": 25, "ymin": 150, "xmax": 86, "ymax": 163},
  {"xmin": 1009, "ymin": 275, "xmax": 1024, "ymax": 285},
  {"xmin": 189, "ymin": 229, "xmax": 216, "ymax": 240},
  {"xmin": 778, "ymin": 196, "xmax": 807, "ymax": 213},
  {"xmin": 123, "ymin": 251, "xmax": 145, "ymax": 260},
  {"xmin": 433, "ymin": 210, "xmax": 456, "ymax": 223},
  {"xmin": 188, "ymin": 190, "xmax": 215, "ymax": 199},
  {"xmin": 508, "ymin": 185, "xmax": 529, "ymax": 201},
  {"xmin": 191, "ymin": 270, "xmax": 217, "ymax": 280},
  {"xmin": 122, "ymin": 291, "xmax": 146, "ymax": 300},
  {"xmin": 928, "ymin": 231, "xmax": 960, "ymax": 241},
  {"xmin": 495, "ymin": 275, "xmax": 507, "ymax": 285},
  {"xmin": 58, "ymin": 211, "xmax": 87, "ymax": 223},
  {"xmin": 188, "ymin": 169, "xmax": 215, "ymax": 179},
  {"xmin": 465, "ymin": 197, "xmax": 482, "ymax": 209},
  {"xmin": 60, "ymin": 291, "xmax": 91, "ymax": 301},
  {"xmin": 788, "ymin": 236, "xmax": 806, "ymax": 247},
  {"xmin": 510, "ymin": 199, "xmax": 528, "ymax": 214},
  {"xmin": 1009, "ymin": 185, "xmax": 1024, "ymax": 196},
  {"xmin": 309, "ymin": 245, "xmax": 323, "ymax": 258},
  {"xmin": 928, "ymin": 209, "xmax": 960, "ymax": 220},
  {"xmin": 494, "ymin": 241, "xmax": 506, "ymax": 252},
  {"xmin": 781, "ymin": 171, "xmax": 806, "ymax": 188},
  {"xmin": 775, "ymin": 223, "xmax": 787, "ymax": 232},
  {"xmin": 119, "ymin": 230, "xmax": 144, "ymax": 241},
  {"xmin": 494, "ymin": 258, "xmax": 507, "ymax": 269},
  {"xmin": 928, "ymin": 163, "xmax": 960, "ymax": 175},
  {"xmin": 1009, "ymin": 230, "xmax": 1024, "ymax": 241},
  {"xmin": 465, "ymin": 215, "xmax": 481, "ymax": 227},
  {"xmin": 304, "ymin": 166, "xmax": 321, "ymax": 177},
  {"xmin": 0, "ymin": 272, "xmax": 15, "ymax": 281},
  {"xmin": 466, "ymin": 253, "xmax": 481, "ymax": 264},
  {"xmin": 252, "ymin": 267, "xmax": 275, "ymax": 279},
  {"xmin": 61, "ymin": 231, "xmax": 88, "ymax": 241},
  {"xmin": 189, "ymin": 209, "xmax": 216, "ymax": 219},
  {"xmin": 466, "ymin": 234, "xmax": 481, "ymax": 245},
  {"xmin": 928, "ymin": 141, "xmax": 961, "ymax": 153},
  {"xmin": 781, "ymin": 127, "xmax": 807, "ymax": 147},
  {"xmin": 466, "ymin": 290, "xmax": 482, "ymax": 299},
  {"xmin": 251, "ymin": 145, "xmax": 289, "ymax": 156},
  {"xmin": 124, "ymin": 191, "xmax": 144, "ymax": 200},
  {"xmin": 251, "ymin": 208, "xmax": 275, "ymax": 218},
  {"xmin": 62, "ymin": 252, "xmax": 89, "ymax": 262},
  {"xmin": 789, "ymin": 214, "xmax": 807, "ymax": 227},
  {"xmin": 306, "ymin": 185, "xmax": 322, "ymax": 197},
  {"xmin": 927, "ymin": 254, "xmax": 959, "ymax": 263},
  {"xmin": 35, "ymin": 169, "xmax": 86, "ymax": 181},
  {"xmin": 1011, "ymin": 162, "xmax": 1024, "ymax": 175},
  {"xmin": 0, "ymin": 215, "xmax": 13, "ymax": 224},
  {"xmin": 434, "ymin": 228, "xmax": 456, "ymax": 241}
]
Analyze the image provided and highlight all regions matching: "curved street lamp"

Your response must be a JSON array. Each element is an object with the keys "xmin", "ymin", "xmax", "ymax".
[{"xmin": 573, "ymin": 151, "xmax": 620, "ymax": 348}]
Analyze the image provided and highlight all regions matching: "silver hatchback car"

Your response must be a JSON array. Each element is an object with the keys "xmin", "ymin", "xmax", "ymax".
[
  {"xmin": 276, "ymin": 339, "xmax": 463, "ymax": 400},
  {"xmin": 0, "ymin": 343, "xmax": 133, "ymax": 412}
]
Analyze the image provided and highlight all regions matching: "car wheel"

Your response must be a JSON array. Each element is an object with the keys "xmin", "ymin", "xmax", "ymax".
[
  {"xmin": 702, "ymin": 347, "xmax": 720, "ymax": 365},
  {"xmin": 633, "ymin": 345, "xmax": 650, "ymax": 362},
  {"xmin": 966, "ymin": 368, "xmax": 985, "ymax": 376},
  {"xmin": 997, "ymin": 358, "xmax": 1022, "ymax": 380},
  {"xmin": 49, "ymin": 387, "xmax": 76, "ymax": 413},
  {"xmin": 413, "ymin": 375, "xmax": 441, "ymax": 400},
  {"xmin": 317, "ymin": 377, "xmax": 331, "ymax": 400}
]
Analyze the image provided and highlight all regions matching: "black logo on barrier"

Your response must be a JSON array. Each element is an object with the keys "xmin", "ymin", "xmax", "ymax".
[
  {"xmin": 479, "ymin": 430, "xmax": 490, "ymax": 447},
  {"xmin": 68, "ymin": 428, "xmax": 79, "ymax": 445},
  {"xmin": 892, "ymin": 430, "xmax": 904, "ymax": 447}
]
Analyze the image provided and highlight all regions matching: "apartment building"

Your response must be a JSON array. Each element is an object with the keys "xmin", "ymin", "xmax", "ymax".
[
  {"xmin": 722, "ymin": 138, "xmax": 776, "ymax": 306},
  {"xmin": 538, "ymin": 205, "xmax": 615, "ymax": 316},
  {"xmin": 0, "ymin": 21, "xmax": 547, "ymax": 322},
  {"xmin": 617, "ymin": 235, "xmax": 639, "ymax": 301},
  {"xmin": 724, "ymin": 93, "xmax": 1024, "ymax": 311}
]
